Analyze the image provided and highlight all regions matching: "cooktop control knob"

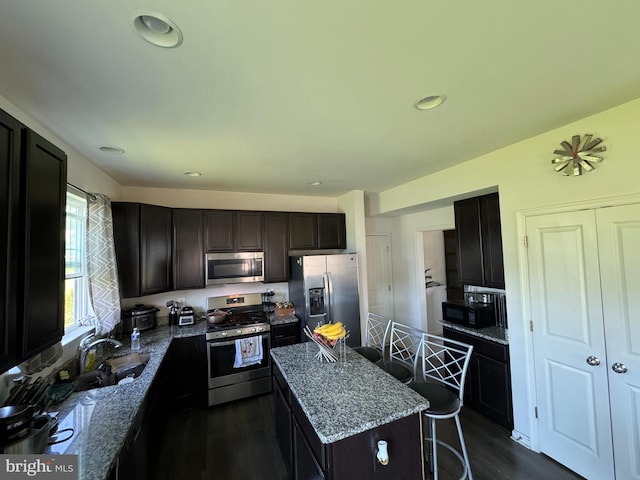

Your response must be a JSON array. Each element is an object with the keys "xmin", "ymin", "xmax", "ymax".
[
  {"xmin": 221, "ymin": 331, "xmax": 227, "ymax": 337},
  {"xmin": 237, "ymin": 330, "xmax": 242, "ymax": 335}
]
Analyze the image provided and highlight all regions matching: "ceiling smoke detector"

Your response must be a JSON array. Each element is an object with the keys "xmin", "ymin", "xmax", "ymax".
[
  {"xmin": 415, "ymin": 95, "xmax": 445, "ymax": 110},
  {"xmin": 131, "ymin": 11, "xmax": 183, "ymax": 48}
]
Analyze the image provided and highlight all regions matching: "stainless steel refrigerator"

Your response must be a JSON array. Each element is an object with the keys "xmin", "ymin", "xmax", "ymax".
[{"xmin": 289, "ymin": 253, "xmax": 361, "ymax": 347}]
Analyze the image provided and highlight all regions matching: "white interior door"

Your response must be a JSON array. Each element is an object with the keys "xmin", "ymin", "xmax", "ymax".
[
  {"xmin": 527, "ymin": 210, "xmax": 614, "ymax": 479},
  {"xmin": 365, "ymin": 234, "xmax": 393, "ymax": 318},
  {"xmin": 596, "ymin": 205, "xmax": 640, "ymax": 480}
]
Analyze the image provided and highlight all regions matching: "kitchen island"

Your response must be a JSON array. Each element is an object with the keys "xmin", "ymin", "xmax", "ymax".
[{"xmin": 271, "ymin": 342, "xmax": 429, "ymax": 479}]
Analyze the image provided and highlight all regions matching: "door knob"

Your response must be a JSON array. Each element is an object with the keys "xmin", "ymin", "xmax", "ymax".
[
  {"xmin": 611, "ymin": 362, "xmax": 628, "ymax": 374},
  {"xmin": 586, "ymin": 356, "xmax": 600, "ymax": 366}
]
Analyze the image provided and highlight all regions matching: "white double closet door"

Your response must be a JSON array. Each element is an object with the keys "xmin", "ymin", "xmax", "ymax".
[{"xmin": 526, "ymin": 203, "xmax": 640, "ymax": 480}]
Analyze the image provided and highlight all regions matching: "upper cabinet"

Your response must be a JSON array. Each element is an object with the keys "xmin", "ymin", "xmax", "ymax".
[
  {"xmin": 454, "ymin": 192, "xmax": 505, "ymax": 289},
  {"xmin": 1, "ymin": 108, "xmax": 67, "ymax": 371},
  {"xmin": 1, "ymin": 110, "xmax": 23, "ymax": 371},
  {"xmin": 205, "ymin": 210, "xmax": 262, "ymax": 252},
  {"xmin": 263, "ymin": 212, "xmax": 289, "ymax": 283},
  {"xmin": 112, "ymin": 203, "xmax": 172, "ymax": 298},
  {"xmin": 289, "ymin": 213, "xmax": 346, "ymax": 250},
  {"xmin": 172, "ymin": 209, "xmax": 205, "ymax": 290}
]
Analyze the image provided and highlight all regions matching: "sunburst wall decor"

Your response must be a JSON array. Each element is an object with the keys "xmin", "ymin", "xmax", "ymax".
[{"xmin": 552, "ymin": 134, "xmax": 606, "ymax": 176}]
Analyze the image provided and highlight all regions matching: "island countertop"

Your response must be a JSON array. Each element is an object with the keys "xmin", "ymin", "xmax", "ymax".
[{"xmin": 270, "ymin": 342, "xmax": 429, "ymax": 444}]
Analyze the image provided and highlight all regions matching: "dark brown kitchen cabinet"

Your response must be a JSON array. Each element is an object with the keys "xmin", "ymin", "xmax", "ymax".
[
  {"xmin": 289, "ymin": 213, "xmax": 346, "ymax": 250},
  {"xmin": 274, "ymin": 376, "xmax": 294, "ymax": 478},
  {"xmin": 264, "ymin": 212, "xmax": 289, "ymax": 282},
  {"xmin": 172, "ymin": 209, "xmax": 205, "ymax": 290},
  {"xmin": 454, "ymin": 192, "xmax": 505, "ymax": 288},
  {"xmin": 205, "ymin": 210, "xmax": 262, "ymax": 252},
  {"xmin": 0, "ymin": 109, "xmax": 67, "ymax": 372},
  {"xmin": 443, "ymin": 326, "xmax": 513, "ymax": 429},
  {"xmin": 444, "ymin": 229, "xmax": 464, "ymax": 302},
  {"xmin": 112, "ymin": 203, "xmax": 172, "ymax": 298},
  {"xmin": 271, "ymin": 320, "xmax": 299, "ymax": 348},
  {"xmin": 20, "ymin": 130, "xmax": 67, "ymax": 360},
  {"xmin": 0, "ymin": 109, "xmax": 21, "ymax": 372},
  {"xmin": 165, "ymin": 335, "xmax": 207, "ymax": 411}
]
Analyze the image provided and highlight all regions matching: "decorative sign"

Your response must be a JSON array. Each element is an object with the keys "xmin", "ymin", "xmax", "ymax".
[{"xmin": 552, "ymin": 134, "xmax": 606, "ymax": 176}]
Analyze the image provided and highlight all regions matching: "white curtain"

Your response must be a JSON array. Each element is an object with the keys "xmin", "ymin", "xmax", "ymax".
[{"xmin": 84, "ymin": 194, "xmax": 121, "ymax": 335}]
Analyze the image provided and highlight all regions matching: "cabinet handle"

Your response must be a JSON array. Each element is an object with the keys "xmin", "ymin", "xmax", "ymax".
[
  {"xmin": 586, "ymin": 356, "xmax": 600, "ymax": 366},
  {"xmin": 611, "ymin": 362, "xmax": 628, "ymax": 374}
]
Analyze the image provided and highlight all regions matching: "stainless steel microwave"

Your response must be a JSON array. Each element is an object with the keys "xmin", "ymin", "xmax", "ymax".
[{"xmin": 205, "ymin": 252, "xmax": 264, "ymax": 285}]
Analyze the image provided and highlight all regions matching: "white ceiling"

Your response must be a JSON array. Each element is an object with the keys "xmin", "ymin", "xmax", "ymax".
[{"xmin": 1, "ymin": 1, "xmax": 639, "ymax": 197}]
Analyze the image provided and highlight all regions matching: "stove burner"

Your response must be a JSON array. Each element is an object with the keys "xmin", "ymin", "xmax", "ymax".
[{"xmin": 206, "ymin": 309, "xmax": 267, "ymax": 331}]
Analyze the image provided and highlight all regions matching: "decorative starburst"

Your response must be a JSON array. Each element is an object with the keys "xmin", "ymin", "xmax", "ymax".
[{"xmin": 552, "ymin": 134, "xmax": 606, "ymax": 176}]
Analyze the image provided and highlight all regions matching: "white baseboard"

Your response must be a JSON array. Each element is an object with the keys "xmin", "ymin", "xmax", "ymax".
[{"xmin": 510, "ymin": 429, "xmax": 531, "ymax": 449}]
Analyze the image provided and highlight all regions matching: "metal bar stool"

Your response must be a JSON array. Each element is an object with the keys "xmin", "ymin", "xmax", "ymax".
[
  {"xmin": 377, "ymin": 321, "xmax": 423, "ymax": 384},
  {"xmin": 352, "ymin": 312, "xmax": 391, "ymax": 363},
  {"xmin": 408, "ymin": 333, "xmax": 474, "ymax": 480}
]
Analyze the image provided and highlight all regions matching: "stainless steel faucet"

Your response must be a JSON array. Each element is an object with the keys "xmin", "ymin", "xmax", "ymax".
[{"xmin": 78, "ymin": 335, "xmax": 124, "ymax": 373}]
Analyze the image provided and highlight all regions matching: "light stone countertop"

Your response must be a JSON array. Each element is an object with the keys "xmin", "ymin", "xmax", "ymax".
[
  {"xmin": 45, "ymin": 321, "xmax": 207, "ymax": 480},
  {"xmin": 270, "ymin": 342, "xmax": 429, "ymax": 444},
  {"xmin": 440, "ymin": 321, "xmax": 508, "ymax": 345}
]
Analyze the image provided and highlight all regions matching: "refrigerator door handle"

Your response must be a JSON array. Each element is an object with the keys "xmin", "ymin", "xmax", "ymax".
[{"xmin": 324, "ymin": 272, "xmax": 333, "ymax": 324}]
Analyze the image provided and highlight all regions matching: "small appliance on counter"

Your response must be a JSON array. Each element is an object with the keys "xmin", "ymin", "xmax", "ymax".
[
  {"xmin": 121, "ymin": 304, "xmax": 159, "ymax": 333},
  {"xmin": 178, "ymin": 306, "xmax": 195, "ymax": 326},
  {"xmin": 167, "ymin": 300, "xmax": 180, "ymax": 326}
]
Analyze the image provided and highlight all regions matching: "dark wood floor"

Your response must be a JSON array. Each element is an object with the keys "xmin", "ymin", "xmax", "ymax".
[{"xmin": 152, "ymin": 393, "xmax": 583, "ymax": 480}]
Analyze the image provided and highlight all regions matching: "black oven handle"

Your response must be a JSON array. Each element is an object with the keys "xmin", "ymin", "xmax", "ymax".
[{"xmin": 208, "ymin": 333, "xmax": 269, "ymax": 348}]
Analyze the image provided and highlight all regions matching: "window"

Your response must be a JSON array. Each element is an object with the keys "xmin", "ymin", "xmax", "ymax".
[{"xmin": 64, "ymin": 189, "xmax": 93, "ymax": 331}]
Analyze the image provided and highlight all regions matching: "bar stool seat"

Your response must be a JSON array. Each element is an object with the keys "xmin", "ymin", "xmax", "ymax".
[
  {"xmin": 352, "ymin": 346, "xmax": 383, "ymax": 363},
  {"xmin": 352, "ymin": 312, "xmax": 391, "ymax": 364},
  {"xmin": 408, "ymin": 381, "xmax": 459, "ymax": 415},
  {"xmin": 376, "ymin": 321, "xmax": 423, "ymax": 384}
]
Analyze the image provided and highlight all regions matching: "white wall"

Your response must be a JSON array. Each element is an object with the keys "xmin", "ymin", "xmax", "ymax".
[
  {"xmin": 0, "ymin": 93, "xmax": 121, "ymax": 199},
  {"xmin": 365, "ymin": 97, "xmax": 640, "ymax": 447}
]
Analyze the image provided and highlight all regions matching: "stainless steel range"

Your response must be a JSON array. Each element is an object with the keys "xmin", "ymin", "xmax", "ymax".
[{"xmin": 205, "ymin": 293, "xmax": 271, "ymax": 406}]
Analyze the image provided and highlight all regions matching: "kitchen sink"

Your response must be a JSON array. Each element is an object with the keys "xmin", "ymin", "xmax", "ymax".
[{"xmin": 74, "ymin": 352, "xmax": 151, "ymax": 391}]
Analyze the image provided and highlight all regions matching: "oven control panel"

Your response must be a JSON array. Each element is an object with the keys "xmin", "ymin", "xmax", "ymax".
[{"xmin": 206, "ymin": 323, "xmax": 270, "ymax": 341}]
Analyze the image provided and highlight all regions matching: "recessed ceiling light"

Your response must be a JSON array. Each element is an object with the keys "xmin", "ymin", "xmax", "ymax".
[
  {"xmin": 184, "ymin": 171, "xmax": 202, "ymax": 177},
  {"xmin": 307, "ymin": 181, "xmax": 322, "ymax": 186},
  {"xmin": 98, "ymin": 145, "xmax": 125, "ymax": 154},
  {"xmin": 131, "ymin": 10, "xmax": 183, "ymax": 48},
  {"xmin": 415, "ymin": 95, "xmax": 445, "ymax": 110}
]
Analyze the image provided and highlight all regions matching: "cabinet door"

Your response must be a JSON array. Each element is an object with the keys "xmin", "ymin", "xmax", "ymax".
[
  {"xmin": 112, "ymin": 203, "xmax": 142, "ymax": 298},
  {"xmin": 0, "ymin": 110, "xmax": 21, "ymax": 371},
  {"xmin": 205, "ymin": 210, "xmax": 234, "ymax": 251},
  {"xmin": 264, "ymin": 212, "xmax": 289, "ymax": 282},
  {"xmin": 289, "ymin": 213, "xmax": 317, "ymax": 249},
  {"xmin": 168, "ymin": 336, "xmax": 207, "ymax": 410},
  {"xmin": 21, "ymin": 130, "xmax": 67, "ymax": 358},
  {"xmin": 470, "ymin": 352, "xmax": 513, "ymax": 429},
  {"xmin": 317, "ymin": 213, "xmax": 346, "ymax": 249},
  {"xmin": 454, "ymin": 197, "xmax": 484, "ymax": 286},
  {"xmin": 274, "ymin": 381, "xmax": 293, "ymax": 477},
  {"xmin": 235, "ymin": 211, "xmax": 262, "ymax": 251},
  {"xmin": 140, "ymin": 204, "xmax": 171, "ymax": 296},
  {"xmin": 172, "ymin": 209, "xmax": 205, "ymax": 290},
  {"xmin": 293, "ymin": 420, "xmax": 326, "ymax": 480},
  {"xmin": 480, "ymin": 193, "xmax": 505, "ymax": 288}
]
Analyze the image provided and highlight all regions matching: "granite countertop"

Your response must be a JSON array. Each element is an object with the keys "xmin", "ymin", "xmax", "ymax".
[
  {"xmin": 440, "ymin": 321, "xmax": 508, "ymax": 345},
  {"xmin": 268, "ymin": 313, "xmax": 300, "ymax": 326},
  {"xmin": 270, "ymin": 342, "xmax": 429, "ymax": 444},
  {"xmin": 45, "ymin": 321, "xmax": 206, "ymax": 480}
]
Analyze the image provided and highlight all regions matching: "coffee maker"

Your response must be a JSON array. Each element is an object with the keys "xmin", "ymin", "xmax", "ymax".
[{"xmin": 178, "ymin": 306, "xmax": 195, "ymax": 326}]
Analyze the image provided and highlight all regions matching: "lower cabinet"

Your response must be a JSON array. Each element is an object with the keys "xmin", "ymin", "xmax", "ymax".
[
  {"xmin": 165, "ymin": 335, "xmax": 207, "ymax": 411},
  {"xmin": 443, "ymin": 326, "xmax": 513, "ymax": 429},
  {"xmin": 271, "ymin": 321, "xmax": 300, "ymax": 348}
]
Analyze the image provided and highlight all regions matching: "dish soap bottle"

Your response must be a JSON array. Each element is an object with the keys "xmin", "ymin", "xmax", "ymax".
[{"xmin": 131, "ymin": 327, "xmax": 141, "ymax": 351}]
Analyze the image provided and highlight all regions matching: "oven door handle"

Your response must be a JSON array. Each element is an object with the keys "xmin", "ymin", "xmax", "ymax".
[{"xmin": 208, "ymin": 333, "xmax": 269, "ymax": 348}]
